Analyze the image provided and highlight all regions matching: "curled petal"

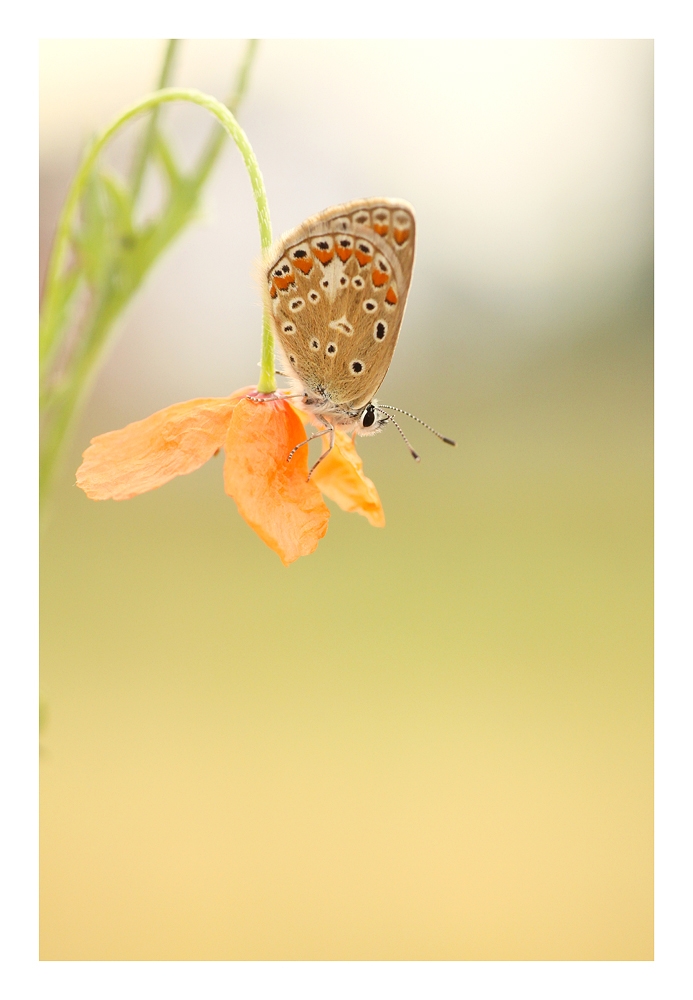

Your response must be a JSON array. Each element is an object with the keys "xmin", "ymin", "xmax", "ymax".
[
  {"xmin": 223, "ymin": 397, "xmax": 330, "ymax": 565},
  {"xmin": 312, "ymin": 428, "xmax": 385, "ymax": 528},
  {"xmin": 76, "ymin": 389, "xmax": 252, "ymax": 501}
]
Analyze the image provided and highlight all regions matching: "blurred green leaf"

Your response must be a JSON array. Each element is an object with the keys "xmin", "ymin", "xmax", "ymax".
[
  {"xmin": 40, "ymin": 40, "xmax": 260, "ymax": 510},
  {"xmin": 74, "ymin": 169, "xmax": 138, "ymax": 293}
]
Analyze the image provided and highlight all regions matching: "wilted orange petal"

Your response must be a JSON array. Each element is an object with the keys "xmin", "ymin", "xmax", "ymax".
[
  {"xmin": 224, "ymin": 399, "xmax": 330, "ymax": 566},
  {"xmin": 76, "ymin": 389, "xmax": 253, "ymax": 501},
  {"xmin": 311, "ymin": 427, "xmax": 385, "ymax": 528},
  {"xmin": 223, "ymin": 397, "xmax": 330, "ymax": 565}
]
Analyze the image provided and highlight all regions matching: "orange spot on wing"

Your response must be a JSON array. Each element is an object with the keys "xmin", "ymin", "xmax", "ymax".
[
  {"xmin": 313, "ymin": 247, "xmax": 334, "ymax": 265},
  {"xmin": 373, "ymin": 223, "xmax": 389, "ymax": 236},
  {"xmin": 355, "ymin": 249, "xmax": 373, "ymax": 267},
  {"xmin": 385, "ymin": 286, "xmax": 398, "ymax": 305},
  {"xmin": 394, "ymin": 228, "xmax": 410, "ymax": 245},
  {"xmin": 293, "ymin": 256, "xmax": 314, "ymax": 274},
  {"xmin": 270, "ymin": 284, "xmax": 278, "ymax": 298},
  {"xmin": 274, "ymin": 271, "xmax": 295, "ymax": 291},
  {"xmin": 336, "ymin": 246, "xmax": 353, "ymax": 263},
  {"xmin": 372, "ymin": 269, "xmax": 389, "ymax": 287},
  {"xmin": 76, "ymin": 391, "xmax": 251, "ymax": 501},
  {"xmin": 311, "ymin": 428, "xmax": 385, "ymax": 528},
  {"xmin": 223, "ymin": 398, "xmax": 330, "ymax": 565}
]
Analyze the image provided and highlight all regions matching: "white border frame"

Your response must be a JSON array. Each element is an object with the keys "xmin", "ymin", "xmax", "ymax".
[{"xmin": 3, "ymin": 5, "xmax": 687, "ymax": 996}]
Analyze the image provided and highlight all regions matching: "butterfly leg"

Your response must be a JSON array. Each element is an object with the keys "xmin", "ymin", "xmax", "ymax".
[
  {"xmin": 286, "ymin": 425, "xmax": 332, "ymax": 465},
  {"xmin": 306, "ymin": 421, "xmax": 335, "ymax": 480}
]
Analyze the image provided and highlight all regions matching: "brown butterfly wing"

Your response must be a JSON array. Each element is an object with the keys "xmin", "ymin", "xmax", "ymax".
[{"xmin": 265, "ymin": 199, "xmax": 416, "ymax": 409}]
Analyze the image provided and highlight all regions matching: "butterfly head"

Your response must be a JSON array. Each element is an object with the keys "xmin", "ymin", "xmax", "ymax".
[
  {"xmin": 357, "ymin": 401, "xmax": 388, "ymax": 436},
  {"xmin": 296, "ymin": 389, "xmax": 387, "ymax": 437}
]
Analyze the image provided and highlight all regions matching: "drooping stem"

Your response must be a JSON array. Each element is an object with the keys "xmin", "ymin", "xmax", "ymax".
[
  {"xmin": 40, "ymin": 50, "xmax": 274, "ymax": 509},
  {"xmin": 42, "ymin": 87, "xmax": 272, "ymax": 362},
  {"xmin": 130, "ymin": 39, "xmax": 180, "ymax": 202},
  {"xmin": 194, "ymin": 39, "xmax": 259, "ymax": 189}
]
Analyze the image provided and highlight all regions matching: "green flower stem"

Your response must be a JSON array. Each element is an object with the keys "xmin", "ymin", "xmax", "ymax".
[
  {"xmin": 258, "ymin": 312, "xmax": 277, "ymax": 394},
  {"xmin": 40, "ymin": 83, "xmax": 276, "ymax": 505},
  {"xmin": 193, "ymin": 39, "xmax": 259, "ymax": 190},
  {"xmin": 41, "ymin": 86, "xmax": 272, "ymax": 366},
  {"xmin": 129, "ymin": 39, "xmax": 180, "ymax": 202}
]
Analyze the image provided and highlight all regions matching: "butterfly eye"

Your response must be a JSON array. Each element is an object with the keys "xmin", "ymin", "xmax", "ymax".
[
  {"xmin": 308, "ymin": 290, "xmax": 320, "ymax": 304},
  {"xmin": 352, "ymin": 276, "xmax": 365, "ymax": 290},
  {"xmin": 350, "ymin": 360, "xmax": 364, "ymax": 375},
  {"xmin": 363, "ymin": 299, "xmax": 378, "ymax": 313},
  {"xmin": 353, "ymin": 211, "xmax": 370, "ymax": 226},
  {"xmin": 339, "ymin": 276, "xmax": 348, "ymax": 287},
  {"xmin": 361, "ymin": 405, "xmax": 376, "ymax": 428},
  {"xmin": 289, "ymin": 298, "xmax": 305, "ymax": 312},
  {"xmin": 310, "ymin": 338, "xmax": 320, "ymax": 351},
  {"xmin": 282, "ymin": 322, "xmax": 296, "ymax": 334},
  {"xmin": 326, "ymin": 342, "xmax": 338, "ymax": 355},
  {"xmin": 373, "ymin": 320, "xmax": 387, "ymax": 341}
]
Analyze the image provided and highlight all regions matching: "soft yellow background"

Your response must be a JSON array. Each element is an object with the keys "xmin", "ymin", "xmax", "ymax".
[{"xmin": 40, "ymin": 40, "xmax": 652, "ymax": 960}]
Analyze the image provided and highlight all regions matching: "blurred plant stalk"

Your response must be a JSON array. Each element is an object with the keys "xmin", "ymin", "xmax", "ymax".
[{"xmin": 39, "ymin": 39, "xmax": 259, "ymax": 511}]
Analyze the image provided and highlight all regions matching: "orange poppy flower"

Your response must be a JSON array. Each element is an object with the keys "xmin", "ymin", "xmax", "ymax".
[{"xmin": 76, "ymin": 387, "xmax": 384, "ymax": 565}]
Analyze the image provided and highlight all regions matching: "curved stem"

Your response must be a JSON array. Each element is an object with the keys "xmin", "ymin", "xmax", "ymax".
[
  {"xmin": 194, "ymin": 39, "xmax": 259, "ymax": 188},
  {"xmin": 40, "ymin": 86, "xmax": 275, "ymax": 389},
  {"xmin": 130, "ymin": 39, "xmax": 180, "ymax": 202}
]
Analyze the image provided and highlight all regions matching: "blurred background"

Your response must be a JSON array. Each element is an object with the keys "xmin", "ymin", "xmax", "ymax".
[{"xmin": 39, "ymin": 39, "xmax": 653, "ymax": 960}]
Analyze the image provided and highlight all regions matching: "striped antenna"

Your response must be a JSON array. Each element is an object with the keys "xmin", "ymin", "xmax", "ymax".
[
  {"xmin": 381, "ymin": 412, "xmax": 420, "ymax": 462},
  {"xmin": 377, "ymin": 404, "xmax": 456, "ymax": 446}
]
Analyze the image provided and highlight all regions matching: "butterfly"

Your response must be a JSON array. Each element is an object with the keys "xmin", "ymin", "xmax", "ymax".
[{"xmin": 263, "ymin": 198, "xmax": 455, "ymax": 474}]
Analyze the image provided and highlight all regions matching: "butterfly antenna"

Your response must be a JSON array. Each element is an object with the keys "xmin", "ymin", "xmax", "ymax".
[
  {"xmin": 382, "ymin": 412, "xmax": 420, "ymax": 462},
  {"xmin": 377, "ymin": 404, "xmax": 456, "ymax": 446}
]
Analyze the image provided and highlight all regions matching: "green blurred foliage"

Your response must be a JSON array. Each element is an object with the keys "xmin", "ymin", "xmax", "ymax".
[{"xmin": 39, "ymin": 40, "xmax": 258, "ymax": 504}]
